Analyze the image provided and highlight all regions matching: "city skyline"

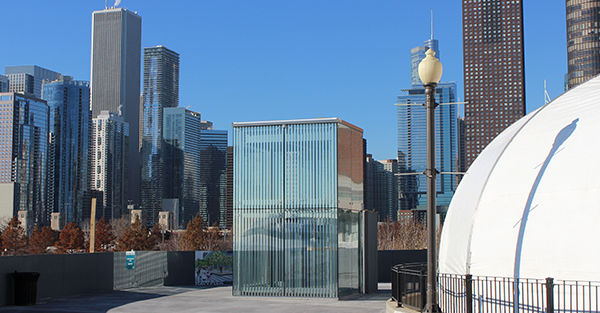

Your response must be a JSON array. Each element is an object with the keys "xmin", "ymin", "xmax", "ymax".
[{"xmin": 0, "ymin": 0, "xmax": 567, "ymax": 161}]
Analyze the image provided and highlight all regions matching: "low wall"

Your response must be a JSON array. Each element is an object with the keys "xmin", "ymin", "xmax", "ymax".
[
  {"xmin": 377, "ymin": 250, "xmax": 427, "ymax": 282},
  {"xmin": 0, "ymin": 251, "xmax": 195, "ymax": 306},
  {"xmin": 0, "ymin": 249, "xmax": 411, "ymax": 305}
]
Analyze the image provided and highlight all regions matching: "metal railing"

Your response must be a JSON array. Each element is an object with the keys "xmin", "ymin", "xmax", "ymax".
[
  {"xmin": 391, "ymin": 262, "xmax": 427, "ymax": 311},
  {"xmin": 391, "ymin": 264, "xmax": 600, "ymax": 312}
]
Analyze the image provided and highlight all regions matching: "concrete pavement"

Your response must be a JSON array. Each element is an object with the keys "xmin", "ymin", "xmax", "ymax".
[{"xmin": 0, "ymin": 284, "xmax": 405, "ymax": 313}]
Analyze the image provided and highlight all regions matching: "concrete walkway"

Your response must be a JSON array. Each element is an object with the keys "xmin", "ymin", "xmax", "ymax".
[{"xmin": 0, "ymin": 284, "xmax": 401, "ymax": 313}]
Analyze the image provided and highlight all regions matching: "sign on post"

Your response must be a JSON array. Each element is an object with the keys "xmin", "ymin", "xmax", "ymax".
[{"xmin": 126, "ymin": 251, "xmax": 135, "ymax": 270}]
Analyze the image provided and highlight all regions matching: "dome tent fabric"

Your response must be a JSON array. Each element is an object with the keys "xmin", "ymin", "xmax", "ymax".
[{"xmin": 439, "ymin": 75, "xmax": 600, "ymax": 282}]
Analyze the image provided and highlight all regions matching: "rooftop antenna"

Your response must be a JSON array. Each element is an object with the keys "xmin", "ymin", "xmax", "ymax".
[
  {"xmin": 431, "ymin": 10, "xmax": 434, "ymax": 40},
  {"xmin": 544, "ymin": 80, "xmax": 551, "ymax": 104},
  {"xmin": 105, "ymin": 0, "xmax": 107, "ymax": 9}
]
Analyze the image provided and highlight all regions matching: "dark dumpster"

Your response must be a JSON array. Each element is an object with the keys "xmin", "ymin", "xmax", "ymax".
[{"xmin": 11, "ymin": 272, "xmax": 40, "ymax": 305}]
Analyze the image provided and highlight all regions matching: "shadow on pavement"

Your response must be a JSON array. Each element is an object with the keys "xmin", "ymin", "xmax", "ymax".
[
  {"xmin": 0, "ymin": 286, "xmax": 203, "ymax": 313},
  {"xmin": 0, "ymin": 284, "xmax": 390, "ymax": 313}
]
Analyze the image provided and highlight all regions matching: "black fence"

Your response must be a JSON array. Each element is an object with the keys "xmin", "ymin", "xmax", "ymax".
[
  {"xmin": 391, "ymin": 263, "xmax": 427, "ymax": 311},
  {"xmin": 392, "ymin": 263, "xmax": 600, "ymax": 312}
]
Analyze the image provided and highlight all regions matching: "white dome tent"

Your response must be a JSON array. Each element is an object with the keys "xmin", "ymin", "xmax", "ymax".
[
  {"xmin": 438, "ymin": 75, "xmax": 600, "ymax": 310},
  {"xmin": 439, "ymin": 75, "xmax": 600, "ymax": 280}
]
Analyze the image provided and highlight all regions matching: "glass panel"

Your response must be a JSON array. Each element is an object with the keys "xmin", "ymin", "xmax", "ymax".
[
  {"xmin": 283, "ymin": 123, "xmax": 338, "ymax": 297},
  {"xmin": 338, "ymin": 209, "xmax": 360, "ymax": 298},
  {"xmin": 233, "ymin": 125, "xmax": 285, "ymax": 296}
]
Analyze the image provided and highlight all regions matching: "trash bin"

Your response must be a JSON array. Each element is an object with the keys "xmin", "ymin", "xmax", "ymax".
[{"xmin": 11, "ymin": 271, "xmax": 40, "ymax": 306}]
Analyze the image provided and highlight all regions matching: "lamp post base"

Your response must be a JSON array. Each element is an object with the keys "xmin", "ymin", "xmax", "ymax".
[{"xmin": 423, "ymin": 303, "xmax": 442, "ymax": 313}]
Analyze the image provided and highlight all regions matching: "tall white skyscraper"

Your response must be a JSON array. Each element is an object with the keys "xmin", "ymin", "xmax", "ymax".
[
  {"xmin": 91, "ymin": 111, "xmax": 129, "ymax": 221},
  {"xmin": 90, "ymin": 7, "xmax": 141, "ymax": 205}
]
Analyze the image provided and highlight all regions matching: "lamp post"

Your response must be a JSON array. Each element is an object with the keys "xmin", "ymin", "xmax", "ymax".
[{"xmin": 418, "ymin": 48, "xmax": 443, "ymax": 313}]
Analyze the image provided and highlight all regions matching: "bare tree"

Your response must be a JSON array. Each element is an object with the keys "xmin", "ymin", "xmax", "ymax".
[
  {"xmin": 80, "ymin": 218, "xmax": 91, "ymax": 242},
  {"xmin": 215, "ymin": 231, "xmax": 233, "ymax": 251},
  {"xmin": 110, "ymin": 214, "xmax": 131, "ymax": 242},
  {"xmin": 378, "ymin": 220, "xmax": 428, "ymax": 250},
  {"xmin": 0, "ymin": 216, "xmax": 13, "ymax": 234},
  {"xmin": 161, "ymin": 231, "xmax": 182, "ymax": 251}
]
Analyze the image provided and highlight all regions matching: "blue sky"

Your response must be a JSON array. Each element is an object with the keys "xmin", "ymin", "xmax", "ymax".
[{"xmin": 0, "ymin": 0, "xmax": 566, "ymax": 160}]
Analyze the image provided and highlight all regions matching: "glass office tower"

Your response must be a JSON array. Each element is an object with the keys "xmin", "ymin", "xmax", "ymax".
[
  {"xmin": 199, "ymin": 128, "xmax": 227, "ymax": 228},
  {"xmin": 397, "ymin": 82, "xmax": 458, "ymax": 220},
  {"xmin": 141, "ymin": 45, "xmax": 180, "ymax": 225},
  {"xmin": 0, "ymin": 93, "xmax": 49, "ymax": 224},
  {"xmin": 232, "ymin": 118, "xmax": 364, "ymax": 298},
  {"xmin": 43, "ymin": 79, "xmax": 91, "ymax": 224},
  {"xmin": 163, "ymin": 107, "xmax": 201, "ymax": 228}
]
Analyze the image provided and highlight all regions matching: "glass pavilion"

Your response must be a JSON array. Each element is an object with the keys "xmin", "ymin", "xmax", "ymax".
[{"xmin": 232, "ymin": 118, "xmax": 364, "ymax": 298}]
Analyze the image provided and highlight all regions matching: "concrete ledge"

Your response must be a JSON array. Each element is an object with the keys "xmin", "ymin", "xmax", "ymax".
[{"xmin": 386, "ymin": 299, "xmax": 420, "ymax": 313}]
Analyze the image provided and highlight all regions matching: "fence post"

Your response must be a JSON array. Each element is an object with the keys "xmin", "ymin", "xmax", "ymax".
[
  {"xmin": 398, "ymin": 268, "xmax": 405, "ymax": 307},
  {"xmin": 420, "ymin": 270, "xmax": 427, "ymax": 310},
  {"xmin": 391, "ymin": 267, "xmax": 397, "ymax": 303},
  {"xmin": 466, "ymin": 274, "xmax": 473, "ymax": 313},
  {"xmin": 546, "ymin": 277, "xmax": 554, "ymax": 313}
]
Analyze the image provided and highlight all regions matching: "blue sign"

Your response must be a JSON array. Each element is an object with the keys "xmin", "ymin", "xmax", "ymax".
[{"xmin": 126, "ymin": 251, "xmax": 135, "ymax": 270}]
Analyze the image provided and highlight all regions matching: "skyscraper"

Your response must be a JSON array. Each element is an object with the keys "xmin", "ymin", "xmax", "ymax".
[
  {"xmin": 140, "ymin": 45, "xmax": 180, "ymax": 221},
  {"xmin": 0, "ymin": 76, "xmax": 7, "ymax": 92},
  {"xmin": 232, "ymin": 118, "xmax": 364, "ymax": 298},
  {"xmin": 566, "ymin": 0, "xmax": 600, "ymax": 89},
  {"xmin": 410, "ymin": 39, "xmax": 439, "ymax": 87},
  {"xmin": 463, "ymin": 0, "xmax": 525, "ymax": 168},
  {"xmin": 397, "ymin": 37, "xmax": 458, "ymax": 220},
  {"xmin": 5, "ymin": 65, "xmax": 63, "ymax": 98},
  {"xmin": 43, "ymin": 79, "xmax": 91, "ymax": 225},
  {"xmin": 199, "ymin": 126, "xmax": 227, "ymax": 228},
  {"xmin": 91, "ymin": 111, "xmax": 129, "ymax": 221},
  {"xmin": 0, "ymin": 92, "xmax": 49, "ymax": 225},
  {"xmin": 163, "ymin": 107, "xmax": 201, "ymax": 227},
  {"xmin": 365, "ymin": 156, "xmax": 399, "ymax": 221},
  {"xmin": 397, "ymin": 81, "xmax": 458, "ymax": 220},
  {"xmin": 90, "ymin": 7, "xmax": 141, "ymax": 204}
]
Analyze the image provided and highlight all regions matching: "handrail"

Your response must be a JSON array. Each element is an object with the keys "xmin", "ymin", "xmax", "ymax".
[{"xmin": 391, "ymin": 264, "xmax": 600, "ymax": 312}]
